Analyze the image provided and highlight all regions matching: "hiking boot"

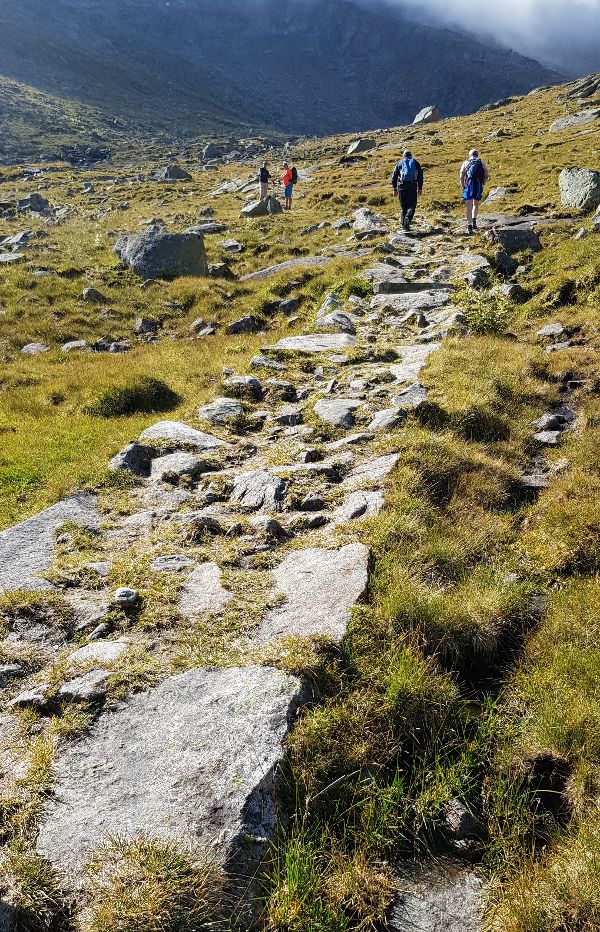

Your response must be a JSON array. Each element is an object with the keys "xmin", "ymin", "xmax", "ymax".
[
  {"xmin": 472, "ymin": 218, "xmax": 478, "ymax": 231},
  {"xmin": 467, "ymin": 224, "xmax": 474, "ymax": 236}
]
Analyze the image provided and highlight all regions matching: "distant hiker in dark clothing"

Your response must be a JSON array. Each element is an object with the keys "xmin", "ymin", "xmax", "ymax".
[
  {"xmin": 460, "ymin": 149, "xmax": 489, "ymax": 235},
  {"xmin": 392, "ymin": 150, "xmax": 424, "ymax": 231},
  {"xmin": 259, "ymin": 161, "xmax": 271, "ymax": 199}
]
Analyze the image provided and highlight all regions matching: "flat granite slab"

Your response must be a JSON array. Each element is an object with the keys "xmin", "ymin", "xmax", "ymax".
[
  {"xmin": 37, "ymin": 666, "xmax": 307, "ymax": 882},
  {"xmin": 263, "ymin": 333, "xmax": 356, "ymax": 354},
  {"xmin": 0, "ymin": 494, "xmax": 99, "ymax": 593},
  {"xmin": 254, "ymin": 543, "xmax": 370, "ymax": 645}
]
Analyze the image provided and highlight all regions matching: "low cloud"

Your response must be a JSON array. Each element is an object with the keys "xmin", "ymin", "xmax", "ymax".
[{"xmin": 395, "ymin": 0, "xmax": 600, "ymax": 72}]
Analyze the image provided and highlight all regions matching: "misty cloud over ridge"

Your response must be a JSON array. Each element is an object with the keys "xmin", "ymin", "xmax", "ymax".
[{"xmin": 391, "ymin": 0, "xmax": 600, "ymax": 73}]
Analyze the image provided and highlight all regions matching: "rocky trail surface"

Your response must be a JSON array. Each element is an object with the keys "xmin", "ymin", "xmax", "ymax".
[{"xmin": 0, "ymin": 204, "xmax": 583, "ymax": 928}]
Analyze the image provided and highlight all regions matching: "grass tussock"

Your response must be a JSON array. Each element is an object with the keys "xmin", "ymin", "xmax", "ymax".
[
  {"xmin": 82, "ymin": 836, "xmax": 224, "ymax": 932},
  {"xmin": 0, "ymin": 844, "xmax": 69, "ymax": 932},
  {"xmin": 83, "ymin": 377, "xmax": 180, "ymax": 418}
]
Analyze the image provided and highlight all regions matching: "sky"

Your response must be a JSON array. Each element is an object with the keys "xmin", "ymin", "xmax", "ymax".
[{"xmin": 394, "ymin": 0, "xmax": 600, "ymax": 73}]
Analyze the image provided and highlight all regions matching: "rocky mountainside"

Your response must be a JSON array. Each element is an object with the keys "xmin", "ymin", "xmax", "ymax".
[
  {"xmin": 0, "ymin": 0, "xmax": 561, "ymax": 137},
  {"xmin": 0, "ymin": 74, "xmax": 599, "ymax": 930}
]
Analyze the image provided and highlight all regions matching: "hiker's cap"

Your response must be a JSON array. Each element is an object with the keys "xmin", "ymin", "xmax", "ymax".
[
  {"xmin": 469, "ymin": 149, "xmax": 479, "ymax": 157},
  {"xmin": 403, "ymin": 150, "xmax": 412, "ymax": 158},
  {"xmin": 282, "ymin": 161, "xmax": 289, "ymax": 167}
]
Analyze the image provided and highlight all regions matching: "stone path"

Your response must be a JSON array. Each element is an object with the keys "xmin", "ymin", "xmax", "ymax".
[{"xmin": 0, "ymin": 215, "xmax": 553, "ymax": 916}]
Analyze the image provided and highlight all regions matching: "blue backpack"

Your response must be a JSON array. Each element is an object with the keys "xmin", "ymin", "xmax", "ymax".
[
  {"xmin": 400, "ymin": 158, "xmax": 418, "ymax": 182},
  {"xmin": 466, "ymin": 158, "xmax": 485, "ymax": 184}
]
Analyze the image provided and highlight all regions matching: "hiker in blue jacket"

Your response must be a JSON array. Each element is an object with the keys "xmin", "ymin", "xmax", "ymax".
[
  {"xmin": 460, "ymin": 149, "xmax": 489, "ymax": 234},
  {"xmin": 392, "ymin": 150, "xmax": 424, "ymax": 231}
]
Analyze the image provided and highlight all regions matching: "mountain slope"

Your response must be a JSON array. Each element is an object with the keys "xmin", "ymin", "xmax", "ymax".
[{"xmin": 1, "ymin": 0, "xmax": 561, "ymax": 137}]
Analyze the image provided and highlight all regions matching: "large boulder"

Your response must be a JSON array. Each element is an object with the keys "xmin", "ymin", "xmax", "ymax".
[
  {"xmin": 550, "ymin": 109, "xmax": 600, "ymax": 133},
  {"xmin": 153, "ymin": 163, "xmax": 192, "ymax": 182},
  {"xmin": 202, "ymin": 143, "xmax": 223, "ymax": 160},
  {"xmin": 559, "ymin": 167, "xmax": 600, "ymax": 212},
  {"xmin": 114, "ymin": 226, "xmax": 208, "ymax": 279},
  {"xmin": 413, "ymin": 105, "xmax": 442, "ymax": 125},
  {"xmin": 492, "ymin": 225, "xmax": 542, "ymax": 254},
  {"xmin": 347, "ymin": 138, "xmax": 375, "ymax": 155},
  {"xmin": 240, "ymin": 197, "xmax": 283, "ymax": 218}
]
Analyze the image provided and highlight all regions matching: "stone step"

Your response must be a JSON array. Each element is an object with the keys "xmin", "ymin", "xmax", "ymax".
[
  {"xmin": 253, "ymin": 543, "xmax": 370, "ymax": 645},
  {"xmin": 0, "ymin": 494, "xmax": 99, "ymax": 594},
  {"xmin": 36, "ymin": 666, "xmax": 308, "ymax": 885},
  {"xmin": 373, "ymin": 280, "xmax": 454, "ymax": 296}
]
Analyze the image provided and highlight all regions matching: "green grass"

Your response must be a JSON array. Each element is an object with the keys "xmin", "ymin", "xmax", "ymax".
[
  {"xmin": 83, "ymin": 836, "xmax": 224, "ymax": 932},
  {"xmin": 1, "ymin": 73, "xmax": 600, "ymax": 931}
]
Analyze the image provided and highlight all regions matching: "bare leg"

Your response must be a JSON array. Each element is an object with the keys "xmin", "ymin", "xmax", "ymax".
[
  {"xmin": 465, "ymin": 200, "xmax": 474, "ymax": 225},
  {"xmin": 472, "ymin": 200, "xmax": 480, "ymax": 220}
]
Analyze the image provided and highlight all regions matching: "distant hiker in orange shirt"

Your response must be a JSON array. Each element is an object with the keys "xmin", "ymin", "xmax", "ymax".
[{"xmin": 280, "ymin": 161, "xmax": 294, "ymax": 210}]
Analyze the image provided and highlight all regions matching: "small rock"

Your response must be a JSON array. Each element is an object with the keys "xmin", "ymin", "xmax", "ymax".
[
  {"xmin": 61, "ymin": 340, "xmax": 87, "ymax": 353},
  {"xmin": 139, "ymin": 421, "xmax": 225, "ymax": 451},
  {"xmin": 133, "ymin": 317, "xmax": 159, "ymax": 335},
  {"xmin": 272, "ymin": 405, "xmax": 303, "ymax": 427},
  {"xmin": 221, "ymin": 239, "xmax": 244, "ymax": 253},
  {"xmin": 108, "ymin": 442, "xmax": 154, "ymax": 477},
  {"xmin": 8, "ymin": 686, "xmax": 51, "ymax": 711},
  {"xmin": 248, "ymin": 516, "xmax": 290, "ymax": 540},
  {"xmin": 369, "ymin": 408, "xmax": 406, "ymax": 431},
  {"xmin": 534, "ymin": 430, "xmax": 561, "ymax": 446},
  {"xmin": 58, "ymin": 670, "xmax": 110, "ymax": 704},
  {"xmin": 299, "ymin": 492, "xmax": 326, "ymax": 512},
  {"xmin": 198, "ymin": 397, "xmax": 243, "ymax": 425},
  {"xmin": 393, "ymin": 383, "xmax": 428, "ymax": 410},
  {"xmin": 445, "ymin": 799, "xmax": 483, "ymax": 840},
  {"xmin": 68, "ymin": 640, "xmax": 128, "ymax": 666},
  {"xmin": 21, "ymin": 343, "xmax": 50, "ymax": 355},
  {"xmin": 113, "ymin": 587, "xmax": 139, "ymax": 608},
  {"xmin": 82, "ymin": 287, "xmax": 108, "ymax": 304},
  {"xmin": 222, "ymin": 375, "xmax": 263, "ymax": 400},
  {"xmin": 537, "ymin": 322, "xmax": 565, "ymax": 339},
  {"xmin": 250, "ymin": 354, "xmax": 286, "ymax": 372},
  {"xmin": 227, "ymin": 315, "xmax": 264, "ymax": 335},
  {"xmin": 179, "ymin": 562, "xmax": 232, "ymax": 617},
  {"xmin": 150, "ymin": 452, "xmax": 209, "ymax": 483},
  {"xmin": 492, "ymin": 226, "xmax": 541, "ymax": 255},
  {"xmin": 154, "ymin": 163, "xmax": 192, "ymax": 182},
  {"xmin": 231, "ymin": 471, "xmax": 287, "ymax": 511},
  {"xmin": 314, "ymin": 398, "xmax": 361, "ymax": 429},
  {"xmin": 496, "ymin": 283, "xmax": 528, "ymax": 303},
  {"xmin": 347, "ymin": 138, "xmax": 376, "ymax": 155}
]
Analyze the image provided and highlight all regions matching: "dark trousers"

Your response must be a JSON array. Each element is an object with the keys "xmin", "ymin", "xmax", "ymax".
[{"xmin": 399, "ymin": 181, "xmax": 418, "ymax": 222}]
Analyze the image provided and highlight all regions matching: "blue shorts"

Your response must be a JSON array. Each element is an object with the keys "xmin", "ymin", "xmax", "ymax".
[
  {"xmin": 284, "ymin": 183, "xmax": 293, "ymax": 198},
  {"xmin": 463, "ymin": 180, "xmax": 484, "ymax": 202}
]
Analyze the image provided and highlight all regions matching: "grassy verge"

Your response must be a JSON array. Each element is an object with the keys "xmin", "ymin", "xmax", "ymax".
[{"xmin": 260, "ymin": 228, "xmax": 600, "ymax": 930}]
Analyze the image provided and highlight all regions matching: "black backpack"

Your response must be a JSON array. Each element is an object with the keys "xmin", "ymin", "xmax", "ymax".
[{"xmin": 291, "ymin": 166, "xmax": 298, "ymax": 184}]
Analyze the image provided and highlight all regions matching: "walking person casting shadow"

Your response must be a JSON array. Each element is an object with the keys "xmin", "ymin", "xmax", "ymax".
[
  {"xmin": 392, "ymin": 150, "xmax": 424, "ymax": 232},
  {"xmin": 460, "ymin": 149, "xmax": 489, "ymax": 235}
]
